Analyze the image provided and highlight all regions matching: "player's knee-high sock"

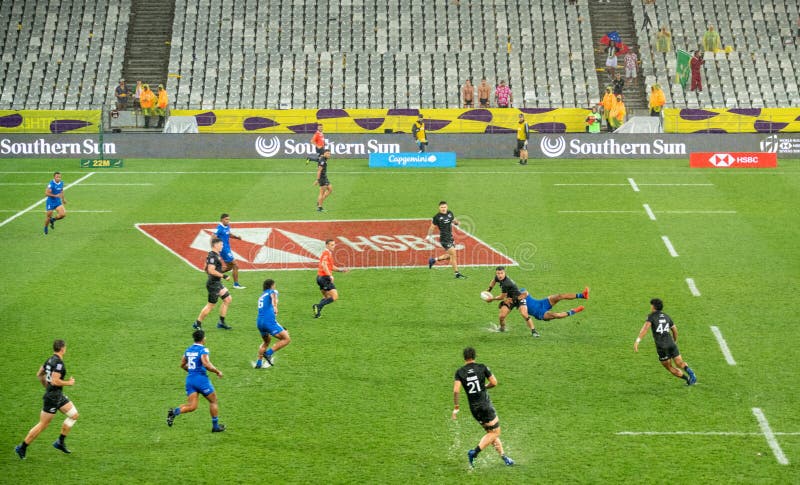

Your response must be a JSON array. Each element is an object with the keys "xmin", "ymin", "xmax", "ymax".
[
  {"xmin": 266, "ymin": 348, "xmax": 274, "ymax": 357},
  {"xmin": 318, "ymin": 297, "xmax": 334, "ymax": 308},
  {"xmin": 212, "ymin": 416, "xmax": 219, "ymax": 428}
]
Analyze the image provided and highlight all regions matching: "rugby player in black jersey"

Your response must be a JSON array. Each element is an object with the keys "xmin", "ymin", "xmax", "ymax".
[{"xmin": 426, "ymin": 201, "xmax": 466, "ymax": 279}]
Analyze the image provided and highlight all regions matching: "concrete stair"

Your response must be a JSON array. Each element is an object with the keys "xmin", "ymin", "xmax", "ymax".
[{"xmin": 121, "ymin": 0, "xmax": 175, "ymax": 89}]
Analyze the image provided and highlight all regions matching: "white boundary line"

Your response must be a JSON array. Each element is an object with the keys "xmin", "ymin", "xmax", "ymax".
[
  {"xmin": 710, "ymin": 326, "xmax": 737, "ymax": 365},
  {"xmin": 643, "ymin": 204, "xmax": 656, "ymax": 221},
  {"xmin": 661, "ymin": 236, "xmax": 679, "ymax": 257},
  {"xmin": 752, "ymin": 408, "xmax": 790, "ymax": 465},
  {"xmin": 553, "ymin": 183, "xmax": 629, "ymax": 186},
  {"xmin": 686, "ymin": 278, "xmax": 701, "ymax": 296},
  {"xmin": 0, "ymin": 172, "xmax": 95, "ymax": 228},
  {"xmin": 0, "ymin": 182, "xmax": 152, "ymax": 186},
  {"xmin": 617, "ymin": 431, "xmax": 800, "ymax": 436},
  {"xmin": 554, "ymin": 183, "xmax": 713, "ymax": 187},
  {"xmin": 627, "ymin": 178, "xmax": 640, "ymax": 192},
  {"xmin": 558, "ymin": 210, "xmax": 736, "ymax": 215}
]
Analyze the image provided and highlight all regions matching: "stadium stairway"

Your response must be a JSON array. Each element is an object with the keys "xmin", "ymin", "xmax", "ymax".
[
  {"xmin": 588, "ymin": 0, "xmax": 647, "ymax": 113},
  {"xmin": 121, "ymin": 0, "xmax": 176, "ymax": 89}
]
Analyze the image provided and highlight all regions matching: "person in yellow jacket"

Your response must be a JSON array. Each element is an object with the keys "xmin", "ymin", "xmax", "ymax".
[
  {"xmin": 608, "ymin": 95, "xmax": 626, "ymax": 131},
  {"xmin": 139, "ymin": 84, "xmax": 155, "ymax": 128},
  {"xmin": 649, "ymin": 84, "xmax": 665, "ymax": 117},
  {"xmin": 600, "ymin": 86, "xmax": 616, "ymax": 132},
  {"xmin": 411, "ymin": 115, "xmax": 428, "ymax": 153},
  {"xmin": 156, "ymin": 84, "xmax": 169, "ymax": 128}
]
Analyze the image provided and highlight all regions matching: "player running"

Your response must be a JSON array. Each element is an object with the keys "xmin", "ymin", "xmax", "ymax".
[
  {"xmin": 426, "ymin": 201, "xmax": 466, "ymax": 279},
  {"xmin": 634, "ymin": 298, "xmax": 697, "ymax": 386},
  {"xmin": 193, "ymin": 238, "xmax": 233, "ymax": 330},
  {"xmin": 43, "ymin": 171, "xmax": 67, "ymax": 235},
  {"xmin": 312, "ymin": 239, "xmax": 349, "ymax": 318},
  {"xmin": 306, "ymin": 123, "xmax": 326, "ymax": 164},
  {"xmin": 215, "ymin": 213, "xmax": 245, "ymax": 289},
  {"xmin": 167, "ymin": 329, "xmax": 226, "ymax": 432},
  {"xmin": 313, "ymin": 149, "xmax": 333, "ymax": 212},
  {"xmin": 255, "ymin": 279, "xmax": 291, "ymax": 368},
  {"xmin": 485, "ymin": 267, "xmax": 539, "ymax": 336},
  {"xmin": 452, "ymin": 347, "xmax": 514, "ymax": 468}
]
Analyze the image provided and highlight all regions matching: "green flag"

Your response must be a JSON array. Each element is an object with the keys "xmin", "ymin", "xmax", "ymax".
[{"xmin": 675, "ymin": 49, "xmax": 691, "ymax": 88}]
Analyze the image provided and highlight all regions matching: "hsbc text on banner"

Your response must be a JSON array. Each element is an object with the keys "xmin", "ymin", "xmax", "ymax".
[
  {"xmin": 369, "ymin": 152, "xmax": 457, "ymax": 168},
  {"xmin": 689, "ymin": 152, "xmax": 777, "ymax": 168}
]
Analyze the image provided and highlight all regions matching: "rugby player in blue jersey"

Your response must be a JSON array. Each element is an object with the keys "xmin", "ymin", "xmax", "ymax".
[
  {"xmin": 517, "ymin": 286, "xmax": 587, "ymax": 321},
  {"xmin": 215, "ymin": 213, "xmax": 245, "ymax": 289},
  {"xmin": 43, "ymin": 171, "xmax": 67, "ymax": 235},
  {"xmin": 255, "ymin": 279, "xmax": 291, "ymax": 369},
  {"xmin": 167, "ymin": 330, "xmax": 226, "ymax": 432}
]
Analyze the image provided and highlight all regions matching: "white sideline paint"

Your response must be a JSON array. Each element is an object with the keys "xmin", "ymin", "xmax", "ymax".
[
  {"xmin": 686, "ymin": 278, "xmax": 701, "ymax": 296},
  {"xmin": 643, "ymin": 204, "xmax": 656, "ymax": 221},
  {"xmin": 627, "ymin": 177, "xmax": 640, "ymax": 192},
  {"xmin": 0, "ymin": 172, "xmax": 95, "ymax": 228},
  {"xmin": 710, "ymin": 326, "xmax": 737, "ymax": 366},
  {"xmin": 661, "ymin": 236, "xmax": 679, "ymax": 257},
  {"xmin": 752, "ymin": 408, "xmax": 790, "ymax": 465},
  {"xmin": 554, "ymin": 183, "xmax": 713, "ymax": 187}
]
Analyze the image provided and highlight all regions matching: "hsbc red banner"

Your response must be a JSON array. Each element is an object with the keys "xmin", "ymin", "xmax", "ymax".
[
  {"xmin": 136, "ymin": 219, "xmax": 516, "ymax": 271},
  {"xmin": 690, "ymin": 152, "xmax": 777, "ymax": 168}
]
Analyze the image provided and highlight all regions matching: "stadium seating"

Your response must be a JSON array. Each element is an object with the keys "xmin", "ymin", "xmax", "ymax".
[
  {"xmin": 166, "ymin": 0, "xmax": 600, "ymax": 110},
  {"xmin": 0, "ymin": 0, "xmax": 130, "ymax": 110},
  {"xmin": 633, "ymin": 0, "xmax": 800, "ymax": 109}
]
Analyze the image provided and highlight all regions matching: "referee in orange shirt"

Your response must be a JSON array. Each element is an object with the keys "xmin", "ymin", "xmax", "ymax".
[
  {"xmin": 306, "ymin": 123, "xmax": 326, "ymax": 164},
  {"xmin": 312, "ymin": 239, "xmax": 349, "ymax": 318}
]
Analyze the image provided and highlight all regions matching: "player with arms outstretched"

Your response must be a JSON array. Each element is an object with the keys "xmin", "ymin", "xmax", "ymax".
[
  {"xmin": 518, "ymin": 286, "xmax": 588, "ymax": 321},
  {"xmin": 452, "ymin": 347, "xmax": 514, "ymax": 468},
  {"xmin": 427, "ymin": 201, "xmax": 466, "ymax": 279}
]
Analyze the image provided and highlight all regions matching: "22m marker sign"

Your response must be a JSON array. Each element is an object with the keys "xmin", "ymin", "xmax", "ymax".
[{"xmin": 136, "ymin": 219, "xmax": 516, "ymax": 271}]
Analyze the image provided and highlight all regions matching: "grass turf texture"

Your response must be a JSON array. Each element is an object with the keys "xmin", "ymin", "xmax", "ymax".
[{"xmin": 0, "ymin": 158, "xmax": 798, "ymax": 483}]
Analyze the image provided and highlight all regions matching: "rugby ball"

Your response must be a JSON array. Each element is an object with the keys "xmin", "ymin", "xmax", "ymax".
[{"xmin": 480, "ymin": 291, "xmax": 493, "ymax": 302}]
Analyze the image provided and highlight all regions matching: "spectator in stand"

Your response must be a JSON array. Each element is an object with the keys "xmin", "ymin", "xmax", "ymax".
[
  {"xmin": 624, "ymin": 48, "xmax": 638, "ymax": 87},
  {"xmin": 133, "ymin": 80, "xmax": 143, "ymax": 110},
  {"xmin": 139, "ymin": 84, "xmax": 155, "ymax": 128},
  {"xmin": 608, "ymin": 95, "xmax": 626, "ymax": 131},
  {"xmin": 462, "ymin": 79, "xmax": 474, "ymax": 108},
  {"xmin": 649, "ymin": 84, "xmax": 665, "ymax": 117},
  {"xmin": 114, "ymin": 79, "xmax": 130, "ymax": 111},
  {"xmin": 478, "ymin": 78, "xmax": 492, "ymax": 108},
  {"xmin": 495, "ymin": 80, "xmax": 512, "ymax": 108},
  {"xmin": 604, "ymin": 41, "xmax": 620, "ymax": 79},
  {"xmin": 601, "ymin": 86, "xmax": 616, "ymax": 132},
  {"xmin": 702, "ymin": 25, "xmax": 721, "ymax": 52},
  {"xmin": 612, "ymin": 73, "xmax": 625, "ymax": 96},
  {"xmin": 656, "ymin": 27, "xmax": 672, "ymax": 53},
  {"xmin": 690, "ymin": 51, "xmax": 705, "ymax": 92},
  {"xmin": 156, "ymin": 84, "xmax": 169, "ymax": 128},
  {"xmin": 585, "ymin": 106, "xmax": 601, "ymax": 133}
]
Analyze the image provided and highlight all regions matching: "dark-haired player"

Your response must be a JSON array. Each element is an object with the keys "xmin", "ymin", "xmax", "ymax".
[
  {"xmin": 426, "ymin": 201, "xmax": 466, "ymax": 279},
  {"xmin": 312, "ymin": 239, "xmax": 349, "ymax": 318},
  {"xmin": 313, "ymin": 149, "xmax": 332, "ymax": 212},
  {"xmin": 485, "ymin": 267, "xmax": 538, "ymax": 336},
  {"xmin": 634, "ymin": 298, "xmax": 697, "ymax": 385},
  {"xmin": 193, "ymin": 238, "xmax": 233, "ymax": 330},
  {"xmin": 215, "ymin": 213, "xmax": 245, "ymax": 289},
  {"xmin": 518, "ymin": 286, "xmax": 588, "ymax": 321},
  {"xmin": 15, "ymin": 339, "xmax": 79, "ymax": 459},
  {"xmin": 452, "ymin": 347, "xmax": 514, "ymax": 468},
  {"xmin": 167, "ymin": 330, "xmax": 226, "ymax": 432},
  {"xmin": 255, "ymin": 279, "xmax": 291, "ymax": 368},
  {"xmin": 43, "ymin": 171, "xmax": 67, "ymax": 235}
]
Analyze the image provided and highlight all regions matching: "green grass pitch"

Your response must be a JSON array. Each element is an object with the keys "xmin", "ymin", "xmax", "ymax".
[{"xmin": 0, "ymin": 157, "xmax": 798, "ymax": 483}]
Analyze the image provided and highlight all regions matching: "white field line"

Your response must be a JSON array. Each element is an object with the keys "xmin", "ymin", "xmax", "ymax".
[
  {"xmin": 553, "ymin": 183, "xmax": 629, "ymax": 186},
  {"xmin": 558, "ymin": 210, "xmax": 640, "ymax": 214},
  {"xmin": 643, "ymin": 204, "xmax": 656, "ymax": 221},
  {"xmin": 752, "ymin": 408, "xmax": 790, "ymax": 465},
  {"xmin": 0, "ymin": 209, "xmax": 112, "ymax": 213},
  {"xmin": 0, "ymin": 172, "xmax": 95, "ymax": 228},
  {"xmin": 710, "ymin": 326, "xmax": 737, "ymax": 366},
  {"xmin": 558, "ymin": 210, "xmax": 736, "ymax": 215},
  {"xmin": 686, "ymin": 278, "xmax": 701, "ymax": 296},
  {"xmin": 627, "ymin": 177, "xmax": 640, "ymax": 192},
  {"xmin": 638, "ymin": 183, "xmax": 714, "ymax": 186},
  {"xmin": 554, "ymin": 183, "xmax": 713, "ymax": 187},
  {"xmin": 617, "ymin": 431, "xmax": 800, "ymax": 436},
  {"xmin": 0, "ymin": 182, "xmax": 152, "ymax": 186},
  {"xmin": 661, "ymin": 236, "xmax": 679, "ymax": 257}
]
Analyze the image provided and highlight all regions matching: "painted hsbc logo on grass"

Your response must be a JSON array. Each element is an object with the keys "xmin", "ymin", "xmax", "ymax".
[{"xmin": 136, "ymin": 219, "xmax": 516, "ymax": 271}]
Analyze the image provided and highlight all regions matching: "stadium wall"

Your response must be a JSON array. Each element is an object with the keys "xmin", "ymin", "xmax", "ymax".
[
  {"xmin": 0, "ymin": 133, "xmax": 797, "ymax": 159},
  {"xmin": 0, "ymin": 110, "xmax": 100, "ymax": 134},
  {"xmin": 663, "ymin": 108, "xmax": 800, "ymax": 133}
]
